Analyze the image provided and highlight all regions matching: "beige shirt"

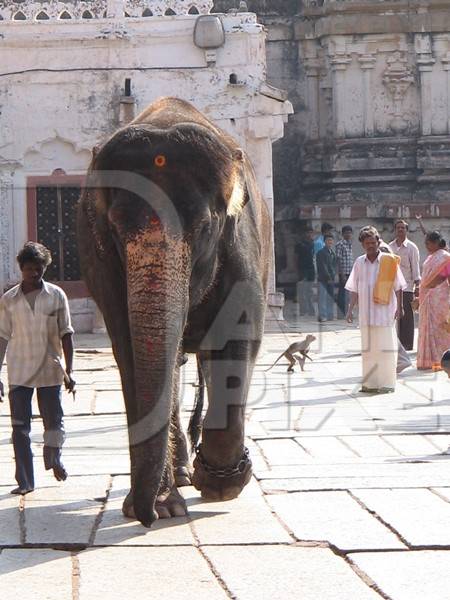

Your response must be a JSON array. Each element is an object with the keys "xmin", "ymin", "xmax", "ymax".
[
  {"xmin": 388, "ymin": 238, "xmax": 421, "ymax": 292},
  {"xmin": 0, "ymin": 281, "xmax": 74, "ymax": 387},
  {"xmin": 346, "ymin": 253, "xmax": 406, "ymax": 327}
]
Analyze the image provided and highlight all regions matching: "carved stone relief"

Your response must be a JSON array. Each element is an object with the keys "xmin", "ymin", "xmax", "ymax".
[
  {"xmin": 0, "ymin": 0, "xmax": 214, "ymax": 20},
  {"xmin": 382, "ymin": 51, "xmax": 415, "ymax": 134}
]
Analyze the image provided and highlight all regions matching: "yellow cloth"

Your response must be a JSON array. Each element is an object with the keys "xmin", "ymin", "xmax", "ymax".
[{"xmin": 373, "ymin": 253, "xmax": 401, "ymax": 305}]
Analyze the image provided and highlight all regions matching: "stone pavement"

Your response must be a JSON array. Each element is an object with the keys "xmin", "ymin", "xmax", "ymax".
[{"xmin": 1, "ymin": 313, "xmax": 450, "ymax": 599}]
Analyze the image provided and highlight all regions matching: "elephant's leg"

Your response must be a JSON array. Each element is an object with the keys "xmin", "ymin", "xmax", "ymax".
[
  {"xmin": 192, "ymin": 342, "xmax": 257, "ymax": 501},
  {"xmin": 172, "ymin": 405, "xmax": 192, "ymax": 487},
  {"xmin": 169, "ymin": 352, "xmax": 192, "ymax": 486}
]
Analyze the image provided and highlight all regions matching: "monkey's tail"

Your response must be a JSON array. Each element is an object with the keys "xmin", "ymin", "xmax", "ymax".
[
  {"xmin": 188, "ymin": 355, "xmax": 205, "ymax": 453},
  {"xmin": 265, "ymin": 353, "xmax": 283, "ymax": 372}
]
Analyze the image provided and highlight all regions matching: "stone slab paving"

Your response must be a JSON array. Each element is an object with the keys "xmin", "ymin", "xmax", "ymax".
[
  {"xmin": 352, "ymin": 488, "xmax": 450, "ymax": 546},
  {"xmin": 433, "ymin": 487, "xmax": 450, "ymax": 502},
  {"xmin": 425, "ymin": 434, "xmax": 450, "ymax": 452},
  {"xmin": 2, "ymin": 327, "xmax": 450, "ymax": 598},
  {"xmin": 183, "ymin": 479, "xmax": 292, "ymax": 545},
  {"xmin": 0, "ymin": 549, "xmax": 73, "ymax": 600},
  {"xmin": 78, "ymin": 547, "xmax": 229, "ymax": 600},
  {"xmin": 342, "ymin": 434, "xmax": 402, "ymax": 458},
  {"xmin": 204, "ymin": 546, "xmax": 381, "ymax": 600},
  {"xmin": 296, "ymin": 435, "xmax": 359, "ymax": 458},
  {"xmin": 94, "ymin": 476, "xmax": 195, "ymax": 546},
  {"xmin": 351, "ymin": 551, "xmax": 450, "ymax": 600},
  {"xmin": 257, "ymin": 438, "xmax": 312, "ymax": 465},
  {"xmin": 267, "ymin": 491, "xmax": 406, "ymax": 551},
  {"xmin": 382, "ymin": 434, "xmax": 444, "ymax": 457},
  {"xmin": 0, "ymin": 488, "xmax": 21, "ymax": 545},
  {"xmin": 23, "ymin": 499, "xmax": 102, "ymax": 545}
]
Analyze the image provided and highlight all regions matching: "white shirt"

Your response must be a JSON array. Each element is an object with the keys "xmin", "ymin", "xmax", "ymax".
[
  {"xmin": 0, "ymin": 281, "xmax": 74, "ymax": 387},
  {"xmin": 345, "ymin": 253, "xmax": 406, "ymax": 327},
  {"xmin": 388, "ymin": 238, "xmax": 421, "ymax": 292}
]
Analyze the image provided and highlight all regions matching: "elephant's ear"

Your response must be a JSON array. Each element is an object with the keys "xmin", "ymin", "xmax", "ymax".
[{"xmin": 225, "ymin": 147, "xmax": 247, "ymax": 218}]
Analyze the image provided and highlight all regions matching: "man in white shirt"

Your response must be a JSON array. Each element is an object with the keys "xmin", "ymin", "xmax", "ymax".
[
  {"xmin": 389, "ymin": 220, "xmax": 421, "ymax": 350},
  {"xmin": 346, "ymin": 226, "xmax": 406, "ymax": 393},
  {"xmin": 0, "ymin": 242, "xmax": 75, "ymax": 495}
]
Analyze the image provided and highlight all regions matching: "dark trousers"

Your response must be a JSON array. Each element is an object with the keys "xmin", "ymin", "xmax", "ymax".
[
  {"xmin": 337, "ymin": 274, "xmax": 350, "ymax": 319},
  {"xmin": 398, "ymin": 291, "xmax": 415, "ymax": 351},
  {"xmin": 318, "ymin": 282, "xmax": 335, "ymax": 320},
  {"xmin": 9, "ymin": 385, "xmax": 65, "ymax": 490}
]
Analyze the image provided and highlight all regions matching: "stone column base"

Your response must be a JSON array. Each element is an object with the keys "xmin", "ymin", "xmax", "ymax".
[
  {"xmin": 265, "ymin": 291, "xmax": 285, "ymax": 331},
  {"xmin": 92, "ymin": 305, "xmax": 107, "ymax": 334}
]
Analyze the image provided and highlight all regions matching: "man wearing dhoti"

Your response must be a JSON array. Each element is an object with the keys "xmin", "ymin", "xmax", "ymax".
[{"xmin": 346, "ymin": 226, "xmax": 406, "ymax": 393}]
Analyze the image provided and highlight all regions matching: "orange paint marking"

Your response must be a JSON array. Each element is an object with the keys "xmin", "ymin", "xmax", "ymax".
[{"xmin": 154, "ymin": 154, "xmax": 166, "ymax": 168}]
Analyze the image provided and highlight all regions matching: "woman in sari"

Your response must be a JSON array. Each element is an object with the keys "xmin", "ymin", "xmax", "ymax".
[{"xmin": 417, "ymin": 231, "xmax": 450, "ymax": 370}]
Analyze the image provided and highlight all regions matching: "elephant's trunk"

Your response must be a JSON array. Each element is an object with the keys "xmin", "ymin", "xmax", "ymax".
[{"xmin": 125, "ymin": 226, "xmax": 190, "ymax": 527}]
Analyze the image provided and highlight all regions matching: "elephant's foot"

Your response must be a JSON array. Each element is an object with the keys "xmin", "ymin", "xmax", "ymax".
[
  {"xmin": 155, "ymin": 485, "xmax": 187, "ymax": 518},
  {"xmin": 174, "ymin": 464, "xmax": 192, "ymax": 487},
  {"xmin": 121, "ymin": 486, "xmax": 186, "ymax": 522},
  {"xmin": 122, "ymin": 490, "xmax": 136, "ymax": 519},
  {"xmin": 192, "ymin": 446, "xmax": 252, "ymax": 501}
]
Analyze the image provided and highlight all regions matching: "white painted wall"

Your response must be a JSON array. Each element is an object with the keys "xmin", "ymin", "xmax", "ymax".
[{"xmin": 0, "ymin": 3, "xmax": 292, "ymax": 329}]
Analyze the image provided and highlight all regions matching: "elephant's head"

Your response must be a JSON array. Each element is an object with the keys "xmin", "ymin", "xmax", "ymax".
[{"xmin": 89, "ymin": 123, "xmax": 247, "ymax": 525}]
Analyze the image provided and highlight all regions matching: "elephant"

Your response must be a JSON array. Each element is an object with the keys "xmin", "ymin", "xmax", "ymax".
[{"xmin": 77, "ymin": 97, "xmax": 271, "ymax": 527}]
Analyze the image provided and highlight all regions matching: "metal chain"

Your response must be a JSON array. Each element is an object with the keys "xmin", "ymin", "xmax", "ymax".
[{"xmin": 195, "ymin": 444, "xmax": 251, "ymax": 478}]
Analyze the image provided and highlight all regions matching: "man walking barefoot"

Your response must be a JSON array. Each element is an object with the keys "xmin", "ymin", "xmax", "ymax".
[
  {"xmin": 346, "ymin": 227, "xmax": 406, "ymax": 393},
  {"xmin": 0, "ymin": 242, "xmax": 75, "ymax": 495},
  {"xmin": 389, "ymin": 220, "xmax": 421, "ymax": 350}
]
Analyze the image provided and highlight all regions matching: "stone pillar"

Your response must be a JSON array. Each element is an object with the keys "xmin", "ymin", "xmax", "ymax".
[
  {"xmin": 415, "ymin": 34, "xmax": 436, "ymax": 136},
  {"xmin": 442, "ymin": 53, "xmax": 450, "ymax": 134},
  {"xmin": 119, "ymin": 97, "xmax": 136, "ymax": 127},
  {"xmin": 330, "ymin": 54, "xmax": 352, "ymax": 139},
  {"xmin": 305, "ymin": 59, "xmax": 320, "ymax": 140},
  {"xmin": 246, "ymin": 107, "xmax": 293, "ymax": 324},
  {"xmin": 0, "ymin": 173, "xmax": 13, "ymax": 292},
  {"xmin": 359, "ymin": 54, "xmax": 376, "ymax": 137}
]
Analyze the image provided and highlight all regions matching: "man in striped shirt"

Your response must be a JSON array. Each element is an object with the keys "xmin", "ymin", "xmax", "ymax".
[
  {"xmin": 335, "ymin": 226, "xmax": 354, "ymax": 319},
  {"xmin": 0, "ymin": 242, "xmax": 75, "ymax": 495}
]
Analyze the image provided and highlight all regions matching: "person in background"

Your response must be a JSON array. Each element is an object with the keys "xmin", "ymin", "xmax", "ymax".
[
  {"xmin": 389, "ymin": 220, "xmax": 421, "ymax": 350},
  {"xmin": 313, "ymin": 222, "xmax": 334, "ymax": 256},
  {"xmin": 295, "ymin": 228, "xmax": 316, "ymax": 317},
  {"xmin": 417, "ymin": 231, "xmax": 450, "ymax": 370},
  {"xmin": 335, "ymin": 225, "xmax": 354, "ymax": 319},
  {"xmin": 379, "ymin": 243, "xmax": 413, "ymax": 374},
  {"xmin": 415, "ymin": 213, "xmax": 427, "ymax": 236},
  {"xmin": 316, "ymin": 234, "xmax": 336, "ymax": 322},
  {"xmin": 442, "ymin": 350, "xmax": 450, "ymax": 378},
  {"xmin": 346, "ymin": 226, "xmax": 406, "ymax": 393},
  {"xmin": 0, "ymin": 242, "xmax": 75, "ymax": 495}
]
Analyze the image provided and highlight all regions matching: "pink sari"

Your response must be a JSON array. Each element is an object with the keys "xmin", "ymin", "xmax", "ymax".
[{"xmin": 417, "ymin": 249, "xmax": 450, "ymax": 369}]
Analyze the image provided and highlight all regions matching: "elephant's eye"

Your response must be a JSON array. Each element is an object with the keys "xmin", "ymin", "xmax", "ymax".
[{"xmin": 154, "ymin": 155, "xmax": 166, "ymax": 168}]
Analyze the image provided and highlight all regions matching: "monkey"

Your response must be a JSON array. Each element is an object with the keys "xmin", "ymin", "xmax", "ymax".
[{"xmin": 265, "ymin": 335, "xmax": 316, "ymax": 373}]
